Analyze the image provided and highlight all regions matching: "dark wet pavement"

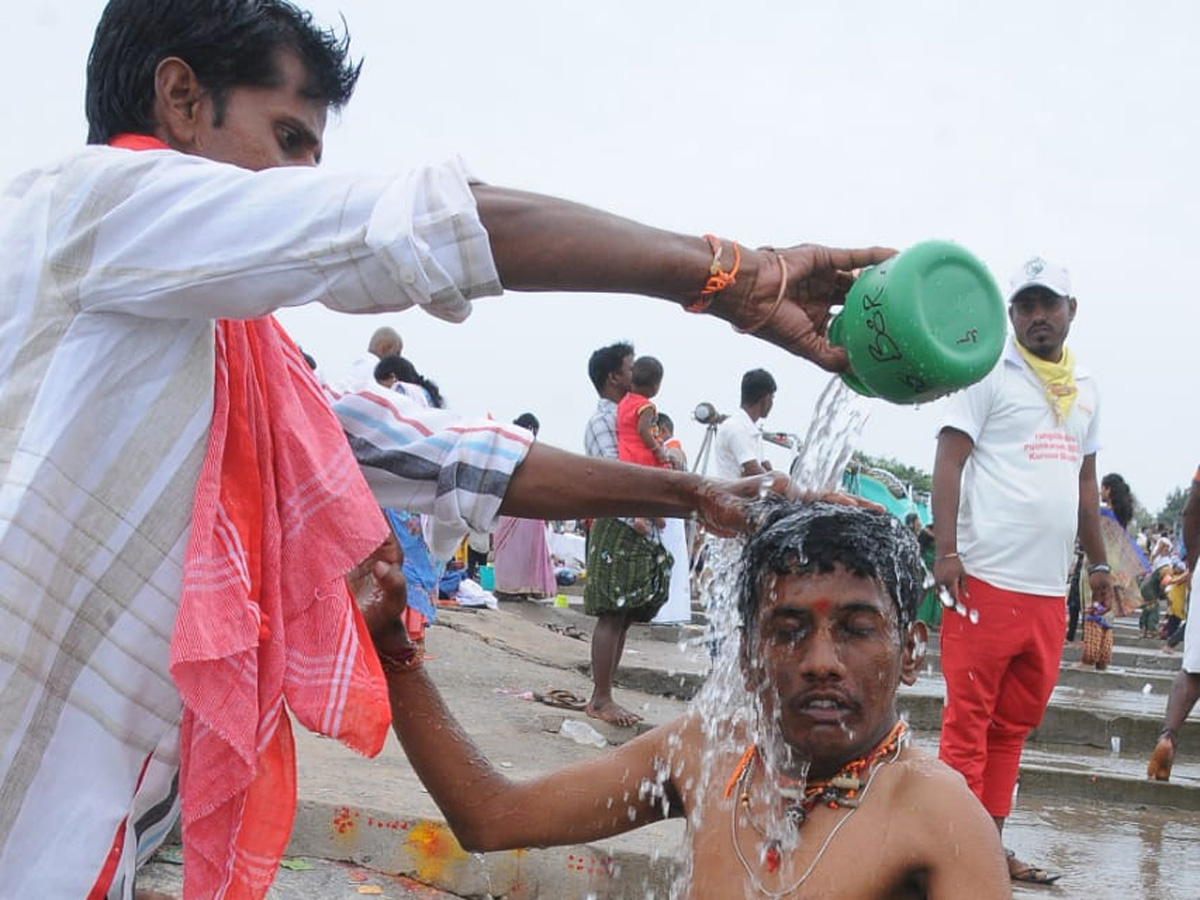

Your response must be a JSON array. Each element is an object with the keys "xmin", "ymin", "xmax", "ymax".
[{"xmin": 1005, "ymin": 796, "xmax": 1200, "ymax": 899}]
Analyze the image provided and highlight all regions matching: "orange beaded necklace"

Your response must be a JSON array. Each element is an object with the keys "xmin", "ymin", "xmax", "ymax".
[{"xmin": 724, "ymin": 720, "xmax": 908, "ymax": 880}]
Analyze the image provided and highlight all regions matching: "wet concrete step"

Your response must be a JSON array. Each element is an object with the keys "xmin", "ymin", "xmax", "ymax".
[
  {"xmin": 136, "ymin": 847, "xmax": 465, "ymax": 899},
  {"xmin": 897, "ymin": 680, "xmax": 1195, "ymax": 757},
  {"xmin": 607, "ymin": 658, "xmax": 1197, "ymax": 756},
  {"xmin": 908, "ymin": 732, "xmax": 1200, "ymax": 811}
]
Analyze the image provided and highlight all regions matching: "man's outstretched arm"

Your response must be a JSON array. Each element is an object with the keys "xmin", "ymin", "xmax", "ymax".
[
  {"xmin": 354, "ymin": 541, "xmax": 684, "ymax": 851},
  {"xmin": 500, "ymin": 441, "xmax": 790, "ymax": 536},
  {"xmin": 474, "ymin": 185, "xmax": 894, "ymax": 371}
]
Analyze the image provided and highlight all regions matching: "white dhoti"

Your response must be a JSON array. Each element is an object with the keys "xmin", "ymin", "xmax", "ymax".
[{"xmin": 652, "ymin": 518, "xmax": 693, "ymax": 624}]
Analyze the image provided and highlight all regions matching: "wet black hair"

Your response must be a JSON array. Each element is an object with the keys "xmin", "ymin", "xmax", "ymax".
[
  {"xmin": 1101, "ymin": 472, "xmax": 1135, "ymax": 529},
  {"xmin": 631, "ymin": 356, "xmax": 663, "ymax": 391},
  {"xmin": 737, "ymin": 499, "xmax": 922, "ymax": 632},
  {"xmin": 374, "ymin": 355, "xmax": 445, "ymax": 409},
  {"xmin": 740, "ymin": 368, "xmax": 777, "ymax": 406},
  {"xmin": 86, "ymin": 0, "xmax": 362, "ymax": 143},
  {"xmin": 587, "ymin": 341, "xmax": 634, "ymax": 394}
]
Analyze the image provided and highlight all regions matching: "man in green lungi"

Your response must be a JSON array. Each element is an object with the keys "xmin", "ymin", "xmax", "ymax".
[{"xmin": 582, "ymin": 342, "xmax": 672, "ymax": 727}]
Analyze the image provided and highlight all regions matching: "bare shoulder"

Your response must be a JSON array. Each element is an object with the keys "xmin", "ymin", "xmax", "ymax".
[
  {"xmin": 886, "ymin": 745, "xmax": 989, "ymax": 816},
  {"xmin": 882, "ymin": 746, "xmax": 1011, "ymax": 894}
]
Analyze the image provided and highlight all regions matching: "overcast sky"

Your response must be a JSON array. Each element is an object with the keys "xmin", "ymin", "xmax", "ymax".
[{"xmin": 6, "ymin": 0, "xmax": 1196, "ymax": 513}]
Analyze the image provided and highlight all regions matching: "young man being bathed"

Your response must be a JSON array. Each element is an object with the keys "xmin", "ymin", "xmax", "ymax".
[{"xmin": 361, "ymin": 500, "xmax": 1011, "ymax": 900}]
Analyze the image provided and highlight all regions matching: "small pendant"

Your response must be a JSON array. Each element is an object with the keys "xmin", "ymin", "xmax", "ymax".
[
  {"xmin": 785, "ymin": 803, "xmax": 807, "ymax": 826},
  {"xmin": 764, "ymin": 840, "xmax": 782, "ymax": 873}
]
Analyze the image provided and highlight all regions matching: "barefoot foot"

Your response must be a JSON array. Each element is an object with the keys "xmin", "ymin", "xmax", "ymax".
[
  {"xmin": 1148, "ymin": 735, "xmax": 1175, "ymax": 781},
  {"xmin": 586, "ymin": 699, "xmax": 642, "ymax": 728}
]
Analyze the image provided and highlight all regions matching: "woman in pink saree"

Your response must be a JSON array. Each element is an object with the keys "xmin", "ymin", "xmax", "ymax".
[{"xmin": 493, "ymin": 414, "xmax": 558, "ymax": 599}]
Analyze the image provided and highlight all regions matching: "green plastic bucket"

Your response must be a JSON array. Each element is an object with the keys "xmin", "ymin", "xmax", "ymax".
[{"xmin": 828, "ymin": 240, "xmax": 1005, "ymax": 404}]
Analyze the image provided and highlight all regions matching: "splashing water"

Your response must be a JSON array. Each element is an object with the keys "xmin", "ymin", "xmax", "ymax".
[
  {"xmin": 788, "ymin": 378, "xmax": 872, "ymax": 494},
  {"xmin": 673, "ymin": 376, "xmax": 876, "ymax": 898}
]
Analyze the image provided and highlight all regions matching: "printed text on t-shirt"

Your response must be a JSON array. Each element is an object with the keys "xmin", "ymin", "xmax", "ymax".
[{"xmin": 1024, "ymin": 432, "xmax": 1080, "ymax": 462}]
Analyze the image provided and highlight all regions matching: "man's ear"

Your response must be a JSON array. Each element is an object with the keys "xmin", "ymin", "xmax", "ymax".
[
  {"xmin": 900, "ymin": 621, "xmax": 928, "ymax": 686},
  {"xmin": 152, "ymin": 57, "xmax": 207, "ymax": 150}
]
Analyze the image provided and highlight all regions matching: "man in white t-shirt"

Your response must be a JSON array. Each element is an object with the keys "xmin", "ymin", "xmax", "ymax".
[
  {"xmin": 712, "ymin": 368, "xmax": 777, "ymax": 480},
  {"xmin": 932, "ymin": 256, "xmax": 1113, "ymax": 886}
]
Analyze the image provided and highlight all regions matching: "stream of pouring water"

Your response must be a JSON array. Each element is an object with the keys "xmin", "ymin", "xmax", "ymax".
[{"xmin": 668, "ymin": 376, "xmax": 873, "ymax": 898}]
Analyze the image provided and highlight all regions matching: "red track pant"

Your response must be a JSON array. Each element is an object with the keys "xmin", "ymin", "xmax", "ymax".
[{"xmin": 938, "ymin": 575, "xmax": 1066, "ymax": 817}]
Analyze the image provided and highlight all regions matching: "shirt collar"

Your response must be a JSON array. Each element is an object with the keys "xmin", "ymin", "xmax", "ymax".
[{"xmin": 108, "ymin": 133, "xmax": 172, "ymax": 152}]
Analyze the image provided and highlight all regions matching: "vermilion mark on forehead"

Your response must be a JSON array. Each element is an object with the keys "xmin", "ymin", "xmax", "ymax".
[{"xmin": 812, "ymin": 598, "xmax": 832, "ymax": 616}]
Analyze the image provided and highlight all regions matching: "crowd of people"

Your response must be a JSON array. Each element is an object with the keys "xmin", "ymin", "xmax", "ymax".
[{"xmin": 0, "ymin": 2, "xmax": 1196, "ymax": 899}]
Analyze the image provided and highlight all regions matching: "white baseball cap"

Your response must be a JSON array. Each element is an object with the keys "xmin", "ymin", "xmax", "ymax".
[{"xmin": 1008, "ymin": 256, "xmax": 1071, "ymax": 302}]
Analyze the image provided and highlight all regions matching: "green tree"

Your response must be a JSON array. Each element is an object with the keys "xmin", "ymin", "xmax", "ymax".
[{"xmin": 1156, "ymin": 486, "xmax": 1189, "ymax": 528}]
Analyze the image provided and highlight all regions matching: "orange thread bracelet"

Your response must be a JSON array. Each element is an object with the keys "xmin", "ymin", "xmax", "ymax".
[{"xmin": 685, "ymin": 234, "xmax": 741, "ymax": 313}]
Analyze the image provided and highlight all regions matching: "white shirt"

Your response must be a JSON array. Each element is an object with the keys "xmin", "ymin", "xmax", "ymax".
[
  {"xmin": 0, "ymin": 145, "xmax": 503, "ymax": 893},
  {"xmin": 940, "ymin": 338, "xmax": 1102, "ymax": 596},
  {"xmin": 332, "ymin": 353, "xmax": 383, "ymax": 394},
  {"xmin": 712, "ymin": 407, "xmax": 763, "ymax": 480},
  {"xmin": 584, "ymin": 397, "xmax": 618, "ymax": 460}
]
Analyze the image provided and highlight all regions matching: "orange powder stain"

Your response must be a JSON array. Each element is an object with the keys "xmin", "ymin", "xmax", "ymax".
[{"xmin": 406, "ymin": 821, "xmax": 469, "ymax": 883}]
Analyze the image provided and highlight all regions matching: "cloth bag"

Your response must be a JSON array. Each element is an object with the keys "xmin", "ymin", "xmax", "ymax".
[{"xmin": 1081, "ymin": 608, "xmax": 1114, "ymax": 670}]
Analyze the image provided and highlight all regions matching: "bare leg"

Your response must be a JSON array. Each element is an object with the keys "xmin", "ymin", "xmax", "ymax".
[
  {"xmin": 586, "ymin": 611, "xmax": 641, "ymax": 727},
  {"xmin": 1148, "ymin": 670, "xmax": 1200, "ymax": 780}
]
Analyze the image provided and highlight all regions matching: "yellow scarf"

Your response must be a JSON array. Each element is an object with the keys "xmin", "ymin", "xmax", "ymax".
[{"xmin": 1015, "ymin": 340, "xmax": 1077, "ymax": 424}]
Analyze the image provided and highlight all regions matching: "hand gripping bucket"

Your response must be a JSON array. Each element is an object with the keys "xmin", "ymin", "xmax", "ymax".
[{"xmin": 828, "ymin": 240, "xmax": 1005, "ymax": 404}]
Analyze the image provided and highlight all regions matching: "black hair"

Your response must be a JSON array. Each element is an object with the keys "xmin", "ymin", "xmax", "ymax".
[
  {"xmin": 1101, "ymin": 472, "xmax": 1136, "ymax": 529},
  {"xmin": 736, "ymin": 499, "xmax": 922, "ymax": 633},
  {"xmin": 513, "ymin": 412, "xmax": 540, "ymax": 433},
  {"xmin": 631, "ymin": 356, "xmax": 663, "ymax": 391},
  {"xmin": 587, "ymin": 341, "xmax": 634, "ymax": 394},
  {"xmin": 656, "ymin": 412, "xmax": 674, "ymax": 435},
  {"xmin": 86, "ymin": 0, "xmax": 362, "ymax": 143},
  {"xmin": 374, "ymin": 355, "xmax": 445, "ymax": 409},
  {"xmin": 740, "ymin": 368, "xmax": 777, "ymax": 406}
]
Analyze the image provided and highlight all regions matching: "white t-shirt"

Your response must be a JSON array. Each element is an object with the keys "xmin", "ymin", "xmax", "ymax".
[
  {"xmin": 331, "ymin": 353, "xmax": 382, "ymax": 393},
  {"xmin": 940, "ymin": 339, "xmax": 1101, "ymax": 596},
  {"xmin": 713, "ymin": 408, "xmax": 763, "ymax": 480}
]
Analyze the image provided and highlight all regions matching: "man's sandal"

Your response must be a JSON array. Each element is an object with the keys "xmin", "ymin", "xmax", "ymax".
[
  {"xmin": 1007, "ymin": 849, "xmax": 1062, "ymax": 885},
  {"xmin": 534, "ymin": 689, "xmax": 588, "ymax": 711}
]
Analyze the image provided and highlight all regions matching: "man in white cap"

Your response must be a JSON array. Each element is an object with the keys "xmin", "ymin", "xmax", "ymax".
[{"xmin": 931, "ymin": 255, "xmax": 1113, "ymax": 885}]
